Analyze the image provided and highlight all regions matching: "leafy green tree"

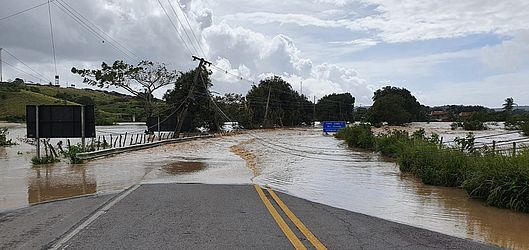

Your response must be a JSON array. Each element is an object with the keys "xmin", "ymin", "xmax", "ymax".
[
  {"xmin": 163, "ymin": 67, "xmax": 221, "ymax": 132},
  {"xmin": 75, "ymin": 96, "xmax": 95, "ymax": 106},
  {"xmin": 214, "ymin": 93, "xmax": 252, "ymax": 128},
  {"xmin": 316, "ymin": 93, "xmax": 355, "ymax": 122},
  {"xmin": 246, "ymin": 76, "xmax": 312, "ymax": 128},
  {"xmin": 72, "ymin": 61, "xmax": 178, "ymax": 118},
  {"xmin": 368, "ymin": 86, "xmax": 426, "ymax": 125}
]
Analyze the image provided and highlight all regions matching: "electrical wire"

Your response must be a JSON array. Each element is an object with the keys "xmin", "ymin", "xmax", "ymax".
[
  {"xmin": 52, "ymin": 0, "xmax": 138, "ymax": 61},
  {"xmin": 2, "ymin": 49, "xmax": 52, "ymax": 82},
  {"xmin": 156, "ymin": 0, "xmax": 195, "ymax": 57},
  {"xmin": 47, "ymin": 0, "xmax": 58, "ymax": 77},
  {"xmin": 0, "ymin": 60, "xmax": 45, "ymax": 81},
  {"xmin": 0, "ymin": 1, "xmax": 55, "ymax": 22},
  {"xmin": 56, "ymin": 0, "xmax": 141, "ymax": 61},
  {"xmin": 166, "ymin": 0, "xmax": 204, "ymax": 58},
  {"xmin": 170, "ymin": 0, "xmax": 207, "ymax": 57}
]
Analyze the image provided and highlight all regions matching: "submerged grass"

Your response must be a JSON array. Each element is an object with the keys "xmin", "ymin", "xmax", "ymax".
[{"xmin": 336, "ymin": 125, "xmax": 529, "ymax": 213}]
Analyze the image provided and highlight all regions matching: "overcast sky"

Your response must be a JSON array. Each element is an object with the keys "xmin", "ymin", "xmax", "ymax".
[{"xmin": 1, "ymin": 0, "xmax": 528, "ymax": 107}]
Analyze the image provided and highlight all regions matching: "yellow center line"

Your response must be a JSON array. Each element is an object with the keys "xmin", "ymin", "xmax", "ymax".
[
  {"xmin": 267, "ymin": 188, "xmax": 328, "ymax": 250},
  {"xmin": 254, "ymin": 185, "xmax": 307, "ymax": 250}
]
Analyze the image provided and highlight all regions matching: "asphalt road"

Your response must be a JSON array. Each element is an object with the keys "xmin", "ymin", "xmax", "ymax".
[{"xmin": 0, "ymin": 184, "xmax": 497, "ymax": 249}]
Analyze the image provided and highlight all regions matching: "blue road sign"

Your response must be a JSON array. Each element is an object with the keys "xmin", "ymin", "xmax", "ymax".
[{"xmin": 322, "ymin": 121, "xmax": 346, "ymax": 133}]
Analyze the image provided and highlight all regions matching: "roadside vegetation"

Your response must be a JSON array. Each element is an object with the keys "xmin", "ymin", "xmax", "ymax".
[
  {"xmin": 0, "ymin": 128, "xmax": 16, "ymax": 146},
  {"xmin": 336, "ymin": 125, "xmax": 529, "ymax": 213}
]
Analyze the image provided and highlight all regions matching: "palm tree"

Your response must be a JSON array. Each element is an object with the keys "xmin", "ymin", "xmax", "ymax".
[{"xmin": 503, "ymin": 97, "xmax": 517, "ymax": 114}]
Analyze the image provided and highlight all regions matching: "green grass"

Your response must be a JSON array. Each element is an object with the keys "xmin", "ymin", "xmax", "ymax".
[
  {"xmin": 0, "ymin": 84, "xmax": 166, "ymax": 124},
  {"xmin": 0, "ymin": 89, "xmax": 78, "ymax": 121}
]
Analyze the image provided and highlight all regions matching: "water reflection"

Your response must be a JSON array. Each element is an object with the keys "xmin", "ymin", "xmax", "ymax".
[
  {"xmin": 162, "ymin": 161, "xmax": 207, "ymax": 175},
  {"xmin": 27, "ymin": 165, "xmax": 96, "ymax": 204}
]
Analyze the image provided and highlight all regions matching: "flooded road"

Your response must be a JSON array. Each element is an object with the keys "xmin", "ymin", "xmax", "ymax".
[
  {"xmin": 242, "ymin": 128, "xmax": 529, "ymax": 250},
  {"xmin": 0, "ymin": 123, "xmax": 252, "ymax": 211},
  {"xmin": 1, "ymin": 122, "xmax": 529, "ymax": 249}
]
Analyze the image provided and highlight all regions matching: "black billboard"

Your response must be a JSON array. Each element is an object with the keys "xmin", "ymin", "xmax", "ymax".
[
  {"xmin": 146, "ymin": 113, "xmax": 192, "ymax": 132},
  {"xmin": 26, "ymin": 105, "xmax": 96, "ymax": 138}
]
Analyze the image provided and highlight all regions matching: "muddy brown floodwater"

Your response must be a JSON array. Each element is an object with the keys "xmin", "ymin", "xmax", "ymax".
[
  {"xmin": 240, "ymin": 128, "xmax": 529, "ymax": 250},
  {"xmin": 1, "ymin": 123, "xmax": 529, "ymax": 249}
]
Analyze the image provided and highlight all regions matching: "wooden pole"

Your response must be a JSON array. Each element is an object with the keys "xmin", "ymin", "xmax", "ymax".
[
  {"xmin": 35, "ymin": 106, "xmax": 40, "ymax": 159},
  {"xmin": 492, "ymin": 140, "xmax": 496, "ymax": 154}
]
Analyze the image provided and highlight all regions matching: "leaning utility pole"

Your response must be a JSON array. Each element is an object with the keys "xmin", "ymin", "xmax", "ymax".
[
  {"xmin": 0, "ymin": 48, "xmax": 3, "ymax": 83},
  {"xmin": 174, "ymin": 56, "xmax": 211, "ymax": 137},
  {"xmin": 263, "ymin": 85, "xmax": 271, "ymax": 128}
]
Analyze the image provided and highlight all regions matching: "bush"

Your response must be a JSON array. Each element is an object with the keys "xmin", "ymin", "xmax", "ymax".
[
  {"xmin": 398, "ymin": 144, "xmax": 470, "ymax": 187},
  {"xmin": 521, "ymin": 122, "xmax": 529, "ymax": 136},
  {"xmin": 0, "ymin": 128, "xmax": 16, "ymax": 146},
  {"xmin": 31, "ymin": 155, "xmax": 60, "ymax": 165},
  {"xmin": 336, "ymin": 125, "xmax": 374, "ymax": 149},
  {"xmin": 62, "ymin": 144, "xmax": 85, "ymax": 164},
  {"xmin": 462, "ymin": 151, "xmax": 529, "ymax": 212},
  {"xmin": 374, "ymin": 130, "xmax": 410, "ymax": 157}
]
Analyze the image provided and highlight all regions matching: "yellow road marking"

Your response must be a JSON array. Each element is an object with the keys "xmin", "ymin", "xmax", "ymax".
[
  {"xmin": 254, "ymin": 185, "xmax": 307, "ymax": 250},
  {"xmin": 267, "ymin": 188, "xmax": 328, "ymax": 250}
]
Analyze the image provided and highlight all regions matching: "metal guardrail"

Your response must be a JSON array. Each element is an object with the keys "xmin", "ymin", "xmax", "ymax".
[{"xmin": 77, "ymin": 134, "xmax": 214, "ymax": 160}]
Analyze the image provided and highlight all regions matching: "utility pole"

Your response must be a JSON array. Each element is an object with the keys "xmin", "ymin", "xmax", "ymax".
[
  {"xmin": 174, "ymin": 56, "xmax": 211, "ymax": 137},
  {"xmin": 313, "ymin": 95, "xmax": 316, "ymax": 127},
  {"xmin": 263, "ymin": 85, "xmax": 271, "ymax": 128},
  {"xmin": 0, "ymin": 48, "xmax": 3, "ymax": 83}
]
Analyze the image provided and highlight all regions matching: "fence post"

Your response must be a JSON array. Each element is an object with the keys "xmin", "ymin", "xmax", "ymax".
[
  {"xmin": 123, "ymin": 132, "xmax": 127, "ymax": 147},
  {"xmin": 35, "ymin": 105, "xmax": 40, "ymax": 159},
  {"xmin": 513, "ymin": 142, "xmax": 517, "ymax": 156},
  {"xmin": 110, "ymin": 135, "xmax": 113, "ymax": 148},
  {"xmin": 81, "ymin": 106, "xmax": 85, "ymax": 150},
  {"xmin": 119, "ymin": 134, "xmax": 122, "ymax": 147},
  {"xmin": 439, "ymin": 136, "xmax": 443, "ymax": 149},
  {"xmin": 492, "ymin": 140, "xmax": 496, "ymax": 154}
]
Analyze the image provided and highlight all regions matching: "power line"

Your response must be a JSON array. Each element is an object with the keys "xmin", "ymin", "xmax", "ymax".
[
  {"xmin": 0, "ymin": 1, "xmax": 55, "ymax": 22},
  {"xmin": 170, "ymin": 0, "xmax": 207, "ymax": 57},
  {"xmin": 47, "ymin": 0, "xmax": 58, "ymax": 77},
  {"xmin": 165, "ymin": 0, "xmax": 203, "ymax": 57},
  {"xmin": 0, "ymin": 60, "xmax": 45, "ymax": 81},
  {"xmin": 52, "ymin": 0, "xmax": 138, "ymax": 61},
  {"xmin": 56, "ymin": 0, "xmax": 141, "ymax": 60},
  {"xmin": 156, "ymin": 0, "xmax": 195, "ymax": 57},
  {"xmin": 2, "ymin": 49, "xmax": 52, "ymax": 82}
]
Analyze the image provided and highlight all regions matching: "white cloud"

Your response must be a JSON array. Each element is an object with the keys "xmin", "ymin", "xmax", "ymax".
[{"xmin": 481, "ymin": 30, "xmax": 529, "ymax": 70}]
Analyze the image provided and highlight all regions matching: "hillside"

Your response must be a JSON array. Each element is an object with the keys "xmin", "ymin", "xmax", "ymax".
[{"xmin": 0, "ymin": 83, "xmax": 165, "ymax": 124}]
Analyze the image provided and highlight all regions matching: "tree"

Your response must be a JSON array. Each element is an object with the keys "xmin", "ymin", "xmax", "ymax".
[
  {"xmin": 368, "ymin": 86, "xmax": 426, "ymax": 125},
  {"xmin": 246, "ymin": 76, "xmax": 312, "ymax": 128},
  {"xmin": 316, "ymin": 93, "xmax": 355, "ymax": 121},
  {"xmin": 163, "ymin": 67, "xmax": 221, "ymax": 132},
  {"xmin": 75, "ymin": 96, "xmax": 95, "ymax": 106},
  {"xmin": 71, "ymin": 61, "xmax": 178, "ymax": 118},
  {"xmin": 503, "ymin": 97, "xmax": 516, "ymax": 114},
  {"xmin": 214, "ymin": 93, "xmax": 252, "ymax": 128}
]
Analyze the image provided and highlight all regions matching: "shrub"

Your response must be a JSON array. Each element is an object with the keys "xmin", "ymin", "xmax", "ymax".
[
  {"xmin": 31, "ymin": 156, "xmax": 60, "ymax": 165},
  {"xmin": 462, "ymin": 150, "xmax": 529, "ymax": 213},
  {"xmin": 521, "ymin": 122, "xmax": 529, "ymax": 136},
  {"xmin": 336, "ymin": 125, "xmax": 374, "ymax": 149},
  {"xmin": 374, "ymin": 130, "xmax": 409, "ymax": 158},
  {"xmin": 0, "ymin": 128, "xmax": 16, "ymax": 146},
  {"xmin": 62, "ymin": 144, "xmax": 85, "ymax": 164}
]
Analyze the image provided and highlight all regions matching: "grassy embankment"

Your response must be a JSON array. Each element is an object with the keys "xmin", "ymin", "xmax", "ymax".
[
  {"xmin": 336, "ymin": 125, "xmax": 529, "ymax": 213},
  {"xmin": 0, "ymin": 84, "xmax": 165, "ymax": 124}
]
